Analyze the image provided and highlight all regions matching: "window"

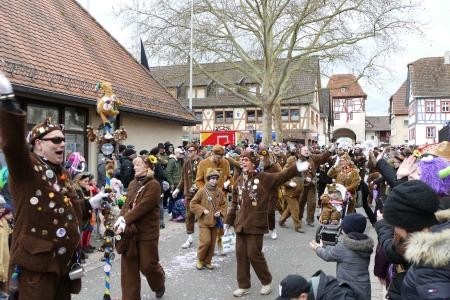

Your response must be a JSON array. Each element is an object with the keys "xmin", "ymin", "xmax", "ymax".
[
  {"xmin": 426, "ymin": 126, "xmax": 436, "ymax": 138},
  {"xmin": 215, "ymin": 111, "xmax": 224, "ymax": 123},
  {"xmin": 409, "ymin": 128, "xmax": 416, "ymax": 140},
  {"xmin": 247, "ymin": 110, "xmax": 256, "ymax": 123},
  {"xmin": 194, "ymin": 111, "xmax": 202, "ymax": 121},
  {"xmin": 64, "ymin": 107, "xmax": 85, "ymax": 131},
  {"xmin": 425, "ymin": 100, "xmax": 435, "ymax": 113},
  {"xmin": 281, "ymin": 109, "xmax": 289, "ymax": 122},
  {"xmin": 340, "ymin": 87, "xmax": 346, "ymax": 93},
  {"xmin": 188, "ymin": 87, "xmax": 206, "ymax": 99},
  {"xmin": 349, "ymin": 112, "xmax": 354, "ymax": 120},
  {"xmin": 403, "ymin": 119, "xmax": 408, "ymax": 126},
  {"xmin": 27, "ymin": 104, "xmax": 60, "ymax": 125},
  {"xmin": 316, "ymin": 114, "xmax": 319, "ymax": 127},
  {"xmin": 333, "ymin": 113, "xmax": 340, "ymax": 120},
  {"xmin": 310, "ymin": 111, "xmax": 314, "ymax": 124},
  {"xmin": 290, "ymin": 109, "xmax": 300, "ymax": 121},
  {"xmin": 442, "ymin": 101, "xmax": 450, "ymax": 112},
  {"xmin": 64, "ymin": 107, "xmax": 87, "ymax": 157},
  {"xmin": 225, "ymin": 111, "xmax": 233, "ymax": 123},
  {"xmin": 257, "ymin": 110, "xmax": 263, "ymax": 123},
  {"xmin": 371, "ymin": 136, "xmax": 375, "ymax": 140}
]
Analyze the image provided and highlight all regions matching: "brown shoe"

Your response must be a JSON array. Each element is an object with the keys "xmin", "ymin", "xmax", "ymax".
[
  {"xmin": 196, "ymin": 260, "xmax": 204, "ymax": 270},
  {"xmin": 205, "ymin": 263, "xmax": 214, "ymax": 270},
  {"xmin": 295, "ymin": 227, "xmax": 305, "ymax": 233},
  {"xmin": 278, "ymin": 221, "xmax": 288, "ymax": 228}
]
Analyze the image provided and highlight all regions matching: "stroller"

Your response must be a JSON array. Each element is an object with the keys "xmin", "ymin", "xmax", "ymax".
[{"xmin": 315, "ymin": 183, "xmax": 351, "ymax": 246}]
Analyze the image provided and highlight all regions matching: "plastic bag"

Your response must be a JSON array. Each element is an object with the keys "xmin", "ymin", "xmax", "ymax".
[{"xmin": 222, "ymin": 228, "xmax": 236, "ymax": 254}]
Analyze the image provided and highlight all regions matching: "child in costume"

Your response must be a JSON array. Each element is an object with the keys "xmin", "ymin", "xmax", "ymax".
[
  {"xmin": 190, "ymin": 168, "xmax": 227, "ymax": 270},
  {"xmin": 319, "ymin": 183, "xmax": 343, "ymax": 225}
]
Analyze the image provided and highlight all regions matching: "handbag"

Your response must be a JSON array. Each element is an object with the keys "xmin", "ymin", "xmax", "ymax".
[{"xmin": 221, "ymin": 228, "xmax": 236, "ymax": 254}]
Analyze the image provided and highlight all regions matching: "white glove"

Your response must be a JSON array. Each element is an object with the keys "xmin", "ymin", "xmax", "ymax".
[
  {"xmin": 224, "ymin": 224, "xmax": 230, "ymax": 231},
  {"xmin": 329, "ymin": 143, "xmax": 336, "ymax": 153},
  {"xmin": 89, "ymin": 191, "xmax": 108, "ymax": 209},
  {"xmin": 296, "ymin": 160, "xmax": 310, "ymax": 172},
  {"xmin": 334, "ymin": 156, "xmax": 340, "ymax": 167},
  {"xmin": 172, "ymin": 188, "xmax": 180, "ymax": 198},
  {"xmin": 289, "ymin": 180, "xmax": 297, "ymax": 188},
  {"xmin": 114, "ymin": 216, "xmax": 126, "ymax": 231},
  {"xmin": 223, "ymin": 180, "xmax": 230, "ymax": 190},
  {"xmin": 162, "ymin": 181, "xmax": 170, "ymax": 192}
]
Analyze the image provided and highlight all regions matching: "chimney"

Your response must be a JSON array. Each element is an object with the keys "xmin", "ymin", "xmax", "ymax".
[{"xmin": 445, "ymin": 51, "xmax": 450, "ymax": 65}]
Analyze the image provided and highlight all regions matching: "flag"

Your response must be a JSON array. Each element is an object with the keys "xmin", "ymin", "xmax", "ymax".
[{"xmin": 140, "ymin": 38, "xmax": 150, "ymax": 70}]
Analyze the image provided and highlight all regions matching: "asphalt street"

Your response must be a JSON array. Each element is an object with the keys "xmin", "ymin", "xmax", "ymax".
[{"xmin": 74, "ymin": 208, "xmax": 384, "ymax": 300}]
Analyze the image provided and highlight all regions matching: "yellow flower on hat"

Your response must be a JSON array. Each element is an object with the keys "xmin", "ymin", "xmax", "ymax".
[
  {"xmin": 148, "ymin": 155, "xmax": 158, "ymax": 164},
  {"xmin": 413, "ymin": 150, "xmax": 421, "ymax": 158}
]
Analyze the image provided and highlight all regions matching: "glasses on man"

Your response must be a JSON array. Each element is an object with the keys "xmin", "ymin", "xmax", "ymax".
[
  {"xmin": 187, "ymin": 149, "xmax": 196, "ymax": 152},
  {"xmin": 39, "ymin": 137, "xmax": 65, "ymax": 144}
]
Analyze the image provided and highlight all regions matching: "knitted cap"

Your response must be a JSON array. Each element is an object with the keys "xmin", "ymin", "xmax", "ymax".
[
  {"xmin": 206, "ymin": 168, "xmax": 220, "ymax": 179},
  {"xmin": 383, "ymin": 180, "xmax": 439, "ymax": 232},
  {"xmin": 341, "ymin": 213, "xmax": 367, "ymax": 234}
]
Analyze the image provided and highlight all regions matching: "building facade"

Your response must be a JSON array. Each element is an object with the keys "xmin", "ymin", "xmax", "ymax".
[
  {"xmin": 0, "ymin": 0, "xmax": 196, "ymax": 174},
  {"xmin": 389, "ymin": 81, "xmax": 409, "ymax": 145},
  {"xmin": 406, "ymin": 55, "xmax": 450, "ymax": 145},
  {"xmin": 151, "ymin": 58, "xmax": 330, "ymax": 145},
  {"xmin": 365, "ymin": 116, "xmax": 391, "ymax": 146},
  {"xmin": 327, "ymin": 74, "xmax": 367, "ymax": 143}
]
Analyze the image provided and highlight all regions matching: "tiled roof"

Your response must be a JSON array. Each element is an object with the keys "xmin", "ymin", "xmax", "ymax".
[
  {"xmin": 326, "ymin": 74, "xmax": 367, "ymax": 98},
  {"xmin": 408, "ymin": 57, "xmax": 450, "ymax": 98},
  {"xmin": 390, "ymin": 81, "xmax": 408, "ymax": 115},
  {"xmin": 150, "ymin": 57, "xmax": 320, "ymax": 108},
  {"xmin": 0, "ymin": 0, "xmax": 196, "ymax": 124},
  {"xmin": 366, "ymin": 116, "xmax": 390, "ymax": 131}
]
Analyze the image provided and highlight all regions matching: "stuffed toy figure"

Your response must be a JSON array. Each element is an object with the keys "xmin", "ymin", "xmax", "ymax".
[{"xmin": 319, "ymin": 183, "xmax": 342, "ymax": 224}]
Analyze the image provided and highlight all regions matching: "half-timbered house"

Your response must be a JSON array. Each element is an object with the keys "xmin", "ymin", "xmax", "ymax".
[
  {"xmin": 365, "ymin": 116, "xmax": 391, "ymax": 146},
  {"xmin": 389, "ymin": 81, "xmax": 409, "ymax": 145},
  {"xmin": 151, "ymin": 58, "xmax": 330, "ymax": 145},
  {"xmin": 406, "ymin": 55, "xmax": 450, "ymax": 145}
]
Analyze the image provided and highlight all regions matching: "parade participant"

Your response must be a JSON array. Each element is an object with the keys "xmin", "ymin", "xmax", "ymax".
[
  {"xmin": 190, "ymin": 169, "xmax": 227, "ymax": 270},
  {"xmin": 298, "ymin": 146, "xmax": 333, "ymax": 227},
  {"xmin": 115, "ymin": 155, "xmax": 165, "ymax": 300},
  {"xmin": 173, "ymin": 143, "xmax": 202, "ymax": 249},
  {"xmin": 0, "ymin": 73, "xmax": 87, "ymax": 299},
  {"xmin": 279, "ymin": 157, "xmax": 304, "ymax": 232},
  {"xmin": 225, "ymin": 150, "xmax": 309, "ymax": 297},
  {"xmin": 272, "ymin": 144, "xmax": 287, "ymax": 168},
  {"xmin": 0, "ymin": 207, "xmax": 12, "ymax": 298},
  {"xmin": 119, "ymin": 148, "xmax": 136, "ymax": 189},
  {"xmin": 327, "ymin": 154, "xmax": 360, "ymax": 213},
  {"xmin": 258, "ymin": 148, "xmax": 282, "ymax": 240},
  {"xmin": 310, "ymin": 213, "xmax": 374, "ymax": 300},
  {"xmin": 149, "ymin": 147, "xmax": 168, "ymax": 229},
  {"xmin": 73, "ymin": 173, "xmax": 95, "ymax": 254},
  {"xmin": 196, "ymin": 144, "xmax": 231, "ymax": 255}
]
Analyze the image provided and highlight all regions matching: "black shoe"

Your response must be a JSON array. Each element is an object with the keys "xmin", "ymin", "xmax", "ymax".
[
  {"xmin": 160, "ymin": 224, "xmax": 165, "ymax": 229},
  {"xmin": 155, "ymin": 286, "xmax": 165, "ymax": 298}
]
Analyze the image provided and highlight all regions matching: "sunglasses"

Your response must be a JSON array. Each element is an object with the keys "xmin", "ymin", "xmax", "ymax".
[{"xmin": 40, "ymin": 137, "xmax": 65, "ymax": 144}]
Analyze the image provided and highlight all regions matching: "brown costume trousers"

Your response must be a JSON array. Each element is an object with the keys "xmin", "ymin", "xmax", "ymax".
[
  {"xmin": 121, "ymin": 239, "xmax": 165, "ymax": 300},
  {"xmin": 279, "ymin": 195, "xmax": 301, "ymax": 229},
  {"xmin": 185, "ymin": 197, "xmax": 195, "ymax": 234},
  {"xmin": 236, "ymin": 233, "xmax": 272, "ymax": 289},
  {"xmin": 18, "ymin": 269, "xmax": 75, "ymax": 300},
  {"xmin": 197, "ymin": 227, "xmax": 218, "ymax": 264},
  {"xmin": 299, "ymin": 186, "xmax": 317, "ymax": 224}
]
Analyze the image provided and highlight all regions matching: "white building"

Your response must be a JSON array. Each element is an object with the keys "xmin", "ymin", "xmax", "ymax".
[
  {"xmin": 389, "ymin": 81, "xmax": 409, "ymax": 145},
  {"xmin": 406, "ymin": 55, "xmax": 450, "ymax": 145}
]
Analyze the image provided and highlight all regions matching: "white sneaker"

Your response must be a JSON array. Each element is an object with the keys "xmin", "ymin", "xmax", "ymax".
[
  {"xmin": 270, "ymin": 230, "xmax": 278, "ymax": 240},
  {"xmin": 181, "ymin": 236, "xmax": 193, "ymax": 249},
  {"xmin": 233, "ymin": 288, "xmax": 251, "ymax": 297},
  {"xmin": 260, "ymin": 283, "xmax": 272, "ymax": 295}
]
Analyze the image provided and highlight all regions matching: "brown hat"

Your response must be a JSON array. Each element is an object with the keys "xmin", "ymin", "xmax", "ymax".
[
  {"xmin": 241, "ymin": 150, "xmax": 260, "ymax": 166},
  {"xmin": 258, "ymin": 148, "xmax": 269, "ymax": 157},
  {"xmin": 186, "ymin": 143, "xmax": 198, "ymax": 151},
  {"xmin": 137, "ymin": 155, "xmax": 155, "ymax": 170},
  {"xmin": 212, "ymin": 144, "xmax": 224, "ymax": 156},
  {"xmin": 28, "ymin": 117, "xmax": 63, "ymax": 145},
  {"xmin": 206, "ymin": 168, "xmax": 220, "ymax": 180},
  {"xmin": 429, "ymin": 141, "xmax": 450, "ymax": 162}
]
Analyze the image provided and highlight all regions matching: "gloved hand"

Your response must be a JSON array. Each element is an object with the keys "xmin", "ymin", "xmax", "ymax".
[
  {"xmin": 162, "ymin": 181, "xmax": 170, "ymax": 192},
  {"xmin": 172, "ymin": 188, "xmax": 180, "ymax": 198},
  {"xmin": 224, "ymin": 224, "xmax": 230, "ymax": 231},
  {"xmin": 296, "ymin": 160, "xmax": 310, "ymax": 172},
  {"xmin": 114, "ymin": 216, "xmax": 126, "ymax": 232},
  {"xmin": 89, "ymin": 191, "xmax": 109, "ymax": 209},
  {"xmin": 223, "ymin": 180, "xmax": 231, "ymax": 190},
  {"xmin": 289, "ymin": 180, "xmax": 297, "ymax": 188},
  {"xmin": 328, "ymin": 143, "xmax": 336, "ymax": 153},
  {"xmin": 333, "ymin": 156, "xmax": 340, "ymax": 167}
]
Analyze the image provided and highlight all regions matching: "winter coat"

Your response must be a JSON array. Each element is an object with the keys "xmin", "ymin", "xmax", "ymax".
[
  {"xmin": 190, "ymin": 185, "xmax": 227, "ymax": 228},
  {"xmin": 316, "ymin": 232, "xmax": 374, "ymax": 300},
  {"xmin": 120, "ymin": 173, "xmax": 161, "ymax": 241},
  {"xmin": 0, "ymin": 109, "xmax": 82, "ymax": 277},
  {"xmin": 374, "ymin": 219, "xmax": 408, "ymax": 265},
  {"xmin": 226, "ymin": 163, "xmax": 302, "ymax": 234},
  {"xmin": 310, "ymin": 270, "xmax": 358, "ymax": 300},
  {"xmin": 166, "ymin": 155, "xmax": 183, "ymax": 187},
  {"xmin": 119, "ymin": 157, "xmax": 135, "ymax": 189},
  {"xmin": 401, "ymin": 209, "xmax": 450, "ymax": 300},
  {"xmin": 178, "ymin": 156, "xmax": 202, "ymax": 198}
]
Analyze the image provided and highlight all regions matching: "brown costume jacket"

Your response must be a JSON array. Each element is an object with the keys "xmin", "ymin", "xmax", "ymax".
[
  {"xmin": 0, "ymin": 110, "xmax": 82, "ymax": 275},
  {"xmin": 226, "ymin": 163, "xmax": 302, "ymax": 234},
  {"xmin": 190, "ymin": 185, "xmax": 227, "ymax": 228},
  {"xmin": 300, "ymin": 151, "xmax": 332, "ymax": 187},
  {"xmin": 177, "ymin": 156, "xmax": 202, "ymax": 198},
  {"xmin": 196, "ymin": 156, "xmax": 231, "ymax": 191},
  {"xmin": 121, "ymin": 174, "xmax": 161, "ymax": 241},
  {"xmin": 327, "ymin": 166, "xmax": 360, "ymax": 197},
  {"xmin": 282, "ymin": 157, "xmax": 304, "ymax": 197}
]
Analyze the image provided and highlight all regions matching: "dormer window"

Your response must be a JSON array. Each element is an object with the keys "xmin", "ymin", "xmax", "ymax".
[
  {"xmin": 188, "ymin": 87, "xmax": 206, "ymax": 98},
  {"xmin": 341, "ymin": 87, "xmax": 346, "ymax": 93}
]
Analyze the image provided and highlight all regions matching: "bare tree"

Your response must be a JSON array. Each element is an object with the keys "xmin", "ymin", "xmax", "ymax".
[{"xmin": 119, "ymin": 0, "xmax": 419, "ymax": 144}]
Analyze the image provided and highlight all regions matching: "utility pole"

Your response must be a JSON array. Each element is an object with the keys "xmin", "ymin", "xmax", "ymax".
[{"xmin": 188, "ymin": 0, "xmax": 194, "ymax": 141}]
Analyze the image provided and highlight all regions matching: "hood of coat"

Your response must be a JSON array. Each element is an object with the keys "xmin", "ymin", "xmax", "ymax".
[
  {"xmin": 405, "ymin": 209, "xmax": 450, "ymax": 268},
  {"xmin": 340, "ymin": 233, "xmax": 374, "ymax": 253}
]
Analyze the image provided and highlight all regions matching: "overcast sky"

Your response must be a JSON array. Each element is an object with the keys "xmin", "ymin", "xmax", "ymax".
[{"xmin": 76, "ymin": 0, "xmax": 450, "ymax": 116}]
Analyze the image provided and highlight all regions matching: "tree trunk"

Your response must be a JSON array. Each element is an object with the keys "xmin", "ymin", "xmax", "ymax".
[
  {"xmin": 272, "ymin": 100, "xmax": 283, "ymax": 143},
  {"xmin": 262, "ymin": 102, "xmax": 273, "ymax": 145}
]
